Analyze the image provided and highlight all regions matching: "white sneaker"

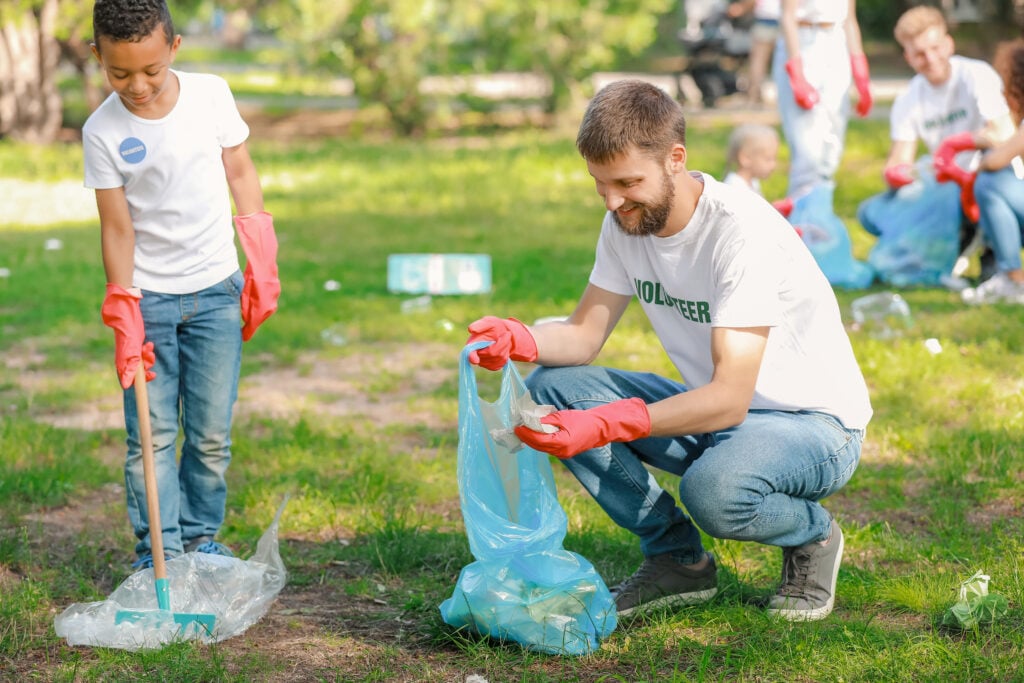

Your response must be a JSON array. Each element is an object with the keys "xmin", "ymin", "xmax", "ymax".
[{"xmin": 961, "ymin": 273, "xmax": 1024, "ymax": 305}]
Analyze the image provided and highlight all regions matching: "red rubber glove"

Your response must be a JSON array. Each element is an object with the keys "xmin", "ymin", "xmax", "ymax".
[
  {"xmin": 234, "ymin": 211, "xmax": 281, "ymax": 342},
  {"xmin": 771, "ymin": 197, "xmax": 794, "ymax": 218},
  {"xmin": 883, "ymin": 164, "xmax": 915, "ymax": 189},
  {"xmin": 785, "ymin": 58, "xmax": 819, "ymax": 110},
  {"xmin": 850, "ymin": 53, "xmax": 872, "ymax": 117},
  {"xmin": 466, "ymin": 316, "xmax": 537, "ymax": 371},
  {"xmin": 958, "ymin": 172, "xmax": 980, "ymax": 223},
  {"xmin": 513, "ymin": 397, "xmax": 652, "ymax": 459},
  {"xmin": 101, "ymin": 284, "xmax": 156, "ymax": 389},
  {"xmin": 933, "ymin": 132, "xmax": 977, "ymax": 183}
]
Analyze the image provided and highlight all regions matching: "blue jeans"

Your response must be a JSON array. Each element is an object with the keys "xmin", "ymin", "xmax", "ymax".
[
  {"xmin": 526, "ymin": 366, "xmax": 863, "ymax": 563},
  {"xmin": 123, "ymin": 271, "xmax": 243, "ymax": 558},
  {"xmin": 772, "ymin": 27, "xmax": 851, "ymax": 198},
  {"xmin": 974, "ymin": 165, "xmax": 1024, "ymax": 273}
]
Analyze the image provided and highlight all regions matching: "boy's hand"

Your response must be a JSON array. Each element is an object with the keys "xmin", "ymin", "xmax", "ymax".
[
  {"xmin": 101, "ymin": 284, "xmax": 156, "ymax": 389},
  {"xmin": 466, "ymin": 316, "xmax": 537, "ymax": 370},
  {"xmin": 785, "ymin": 58, "xmax": 819, "ymax": 110},
  {"xmin": 883, "ymin": 164, "xmax": 915, "ymax": 189},
  {"xmin": 513, "ymin": 398, "xmax": 652, "ymax": 459},
  {"xmin": 234, "ymin": 212, "xmax": 281, "ymax": 341},
  {"xmin": 850, "ymin": 53, "xmax": 872, "ymax": 117}
]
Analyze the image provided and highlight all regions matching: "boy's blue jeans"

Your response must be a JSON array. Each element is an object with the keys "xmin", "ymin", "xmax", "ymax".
[
  {"xmin": 526, "ymin": 365, "xmax": 863, "ymax": 564},
  {"xmin": 974, "ymin": 165, "xmax": 1024, "ymax": 273},
  {"xmin": 123, "ymin": 271, "xmax": 243, "ymax": 558}
]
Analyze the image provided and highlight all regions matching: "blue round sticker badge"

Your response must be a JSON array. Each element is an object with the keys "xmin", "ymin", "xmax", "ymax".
[{"xmin": 119, "ymin": 137, "xmax": 147, "ymax": 164}]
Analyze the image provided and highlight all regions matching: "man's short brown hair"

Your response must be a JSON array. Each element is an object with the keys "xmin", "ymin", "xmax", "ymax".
[
  {"xmin": 894, "ymin": 6, "xmax": 947, "ymax": 46},
  {"xmin": 575, "ymin": 80, "xmax": 687, "ymax": 165}
]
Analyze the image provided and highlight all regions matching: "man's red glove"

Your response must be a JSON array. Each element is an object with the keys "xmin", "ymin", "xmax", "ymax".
[
  {"xmin": 771, "ymin": 197, "xmax": 794, "ymax": 218},
  {"xmin": 466, "ymin": 316, "xmax": 537, "ymax": 370},
  {"xmin": 933, "ymin": 132, "xmax": 977, "ymax": 183},
  {"xmin": 958, "ymin": 172, "xmax": 980, "ymax": 223},
  {"xmin": 785, "ymin": 58, "xmax": 819, "ymax": 110},
  {"xmin": 234, "ymin": 211, "xmax": 281, "ymax": 342},
  {"xmin": 883, "ymin": 164, "xmax": 915, "ymax": 189},
  {"xmin": 101, "ymin": 284, "xmax": 156, "ymax": 390},
  {"xmin": 513, "ymin": 397, "xmax": 651, "ymax": 459},
  {"xmin": 850, "ymin": 53, "xmax": 872, "ymax": 117}
]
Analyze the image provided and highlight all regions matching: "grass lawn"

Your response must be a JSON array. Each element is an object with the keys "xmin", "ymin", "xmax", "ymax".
[{"xmin": 1, "ymin": 116, "xmax": 1022, "ymax": 682}]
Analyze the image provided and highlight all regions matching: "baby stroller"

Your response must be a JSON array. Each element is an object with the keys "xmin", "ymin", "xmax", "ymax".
[{"xmin": 677, "ymin": 0, "xmax": 752, "ymax": 108}]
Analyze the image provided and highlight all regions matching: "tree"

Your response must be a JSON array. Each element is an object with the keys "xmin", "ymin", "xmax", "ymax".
[{"xmin": 0, "ymin": 0, "xmax": 62, "ymax": 143}]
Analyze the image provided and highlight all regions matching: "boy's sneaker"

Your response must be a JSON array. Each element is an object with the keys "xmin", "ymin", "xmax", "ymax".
[
  {"xmin": 767, "ymin": 518, "xmax": 844, "ymax": 621},
  {"xmin": 611, "ymin": 552, "xmax": 718, "ymax": 617},
  {"xmin": 961, "ymin": 272, "xmax": 1024, "ymax": 305},
  {"xmin": 184, "ymin": 536, "xmax": 234, "ymax": 557}
]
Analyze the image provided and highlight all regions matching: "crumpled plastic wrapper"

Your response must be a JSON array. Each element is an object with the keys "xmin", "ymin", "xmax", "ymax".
[
  {"xmin": 940, "ymin": 570, "xmax": 1009, "ymax": 629},
  {"xmin": 489, "ymin": 391, "xmax": 558, "ymax": 449},
  {"xmin": 54, "ymin": 498, "xmax": 288, "ymax": 650}
]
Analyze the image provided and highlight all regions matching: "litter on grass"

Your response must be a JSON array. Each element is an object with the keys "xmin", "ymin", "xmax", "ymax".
[
  {"xmin": 54, "ymin": 498, "xmax": 288, "ymax": 650},
  {"xmin": 940, "ymin": 570, "xmax": 1009, "ymax": 630}
]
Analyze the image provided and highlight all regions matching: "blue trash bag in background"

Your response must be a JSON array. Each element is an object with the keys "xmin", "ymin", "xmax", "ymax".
[
  {"xmin": 790, "ymin": 182, "xmax": 875, "ymax": 289},
  {"xmin": 439, "ymin": 343, "xmax": 617, "ymax": 655},
  {"xmin": 857, "ymin": 160, "xmax": 962, "ymax": 288}
]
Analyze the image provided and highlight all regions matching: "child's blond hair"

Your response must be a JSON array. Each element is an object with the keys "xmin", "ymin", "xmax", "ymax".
[{"xmin": 726, "ymin": 123, "xmax": 778, "ymax": 172}]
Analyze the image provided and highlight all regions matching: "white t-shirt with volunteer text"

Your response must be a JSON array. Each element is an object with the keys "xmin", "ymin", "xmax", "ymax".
[
  {"xmin": 588, "ymin": 173, "xmax": 872, "ymax": 430},
  {"xmin": 83, "ymin": 70, "xmax": 250, "ymax": 294},
  {"xmin": 890, "ymin": 56, "xmax": 1009, "ymax": 158}
]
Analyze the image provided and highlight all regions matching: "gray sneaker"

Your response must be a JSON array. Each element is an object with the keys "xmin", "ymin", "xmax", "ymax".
[
  {"xmin": 611, "ymin": 552, "xmax": 718, "ymax": 617},
  {"xmin": 767, "ymin": 518, "xmax": 844, "ymax": 621},
  {"xmin": 961, "ymin": 272, "xmax": 1024, "ymax": 305}
]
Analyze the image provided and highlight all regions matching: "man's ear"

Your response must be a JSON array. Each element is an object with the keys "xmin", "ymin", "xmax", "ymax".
[{"xmin": 667, "ymin": 143, "xmax": 687, "ymax": 174}]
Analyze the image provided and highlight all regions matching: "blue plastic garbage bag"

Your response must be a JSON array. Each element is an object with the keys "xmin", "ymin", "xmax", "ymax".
[
  {"xmin": 790, "ymin": 182, "xmax": 875, "ymax": 289},
  {"xmin": 439, "ymin": 343, "xmax": 617, "ymax": 655},
  {"xmin": 857, "ymin": 161, "xmax": 962, "ymax": 287}
]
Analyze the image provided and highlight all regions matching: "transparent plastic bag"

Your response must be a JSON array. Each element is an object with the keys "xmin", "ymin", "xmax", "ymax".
[
  {"xmin": 439, "ymin": 343, "xmax": 616, "ymax": 655},
  {"xmin": 790, "ymin": 182, "xmax": 875, "ymax": 289},
  {"xmin": 54, "ymin": 498, "xmax": 288, "ymax": 650},
  {"xmin": 857, "ymin": 159, "xmax": 962, "ymax": 288}
]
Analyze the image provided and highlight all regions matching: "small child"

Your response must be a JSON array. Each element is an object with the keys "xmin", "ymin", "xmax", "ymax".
[
  {"xmin": 723, "ymin": 123, "xmax": 795, "ymax": 217},
  {"xmin": 85, "ymin": 0, "xmax": 280, "ymax": 568}
]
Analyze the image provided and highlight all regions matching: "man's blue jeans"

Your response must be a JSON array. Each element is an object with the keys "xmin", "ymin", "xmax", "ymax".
[
  {"xmin": 123, "ymin": 271, "xmax": 243, "ymax": 558},
  {"xmin": 526, "ymin": 365, "xmax": 863, "ymax": 564},
  {"xmin": 974, "ymin": 165, "xmax": 1024, "ymax": 273}
]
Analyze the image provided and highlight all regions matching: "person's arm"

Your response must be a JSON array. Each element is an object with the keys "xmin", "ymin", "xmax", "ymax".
[
  {"xmin": 96, "ymin": 187, "xmax": 136, "ymax": 287},
  {"xmin": 222, "ymin": 141, "xmax": 263, "ymax": 216},
  {"xmin": 979, "ymin": 123, "xmax": 1024, "ymax": 171},
  {"xmin": 530, "ymin": 283, "xmax": 632, "ymax": 367},
  {"xmin": 843, "ymin": 0, "xmax": 866, "ymax": 56},
  {"xmin": 647, "ymin": 325, "xmax": 768, "ymax": 436}
]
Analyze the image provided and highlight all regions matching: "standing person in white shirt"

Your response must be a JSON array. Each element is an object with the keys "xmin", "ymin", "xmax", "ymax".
[
  {"xmin": 465, "ymin": 80, "xmax": 871, "ymax": 622},
  {"xmin": 772, "ymin": 0, "xmax": 873, "ymax": 199}
]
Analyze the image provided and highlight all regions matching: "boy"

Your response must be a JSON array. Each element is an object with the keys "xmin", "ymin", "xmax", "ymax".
[
  {"xmin": 85, "ymin": 0, "xmax": 280, "ymax": 568},
  {"xmin": 722, "ymin": 123, "xmax": 795, "ymax": 218}
]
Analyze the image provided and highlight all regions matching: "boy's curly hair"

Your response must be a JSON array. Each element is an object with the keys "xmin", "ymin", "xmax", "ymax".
[
  {"xmin": 93, "ymin": 0, "xmax": 174, "ymax": 44},
  {"xmin": 994, "ymin": 39, "xmax": 1024, "ymax": 122}
]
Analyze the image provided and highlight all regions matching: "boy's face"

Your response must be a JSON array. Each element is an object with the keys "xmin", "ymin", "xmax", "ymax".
[
  {"xmin": 901, "ymin": 26, "xmax": 954, "ymax": 85},
  {"xmin": 740, "ymin": 137, "xmax": 778, "ymax": 181},
  {"xmin": 92, "ymin": 24, "xmax": 181, "ymax": 117}
]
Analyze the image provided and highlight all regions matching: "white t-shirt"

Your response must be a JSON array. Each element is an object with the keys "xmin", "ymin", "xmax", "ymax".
[
  {"xmin": 588, "ymin": 173, "xmax": 872, "ymax": 430},
  {"xmin": 722, "ymin": 171, "xmax": 762, "ymax": 195},
  {"xmin": 83, "ymin": 70, "xmax": 250, "ymax": 294},
  {"xmin": 890, "ymin": 56, "xmax": 1009, "ymax": 157},
  {"xmin": 795, "ymin": 0, "xmax": 848, "ymax": 25}
]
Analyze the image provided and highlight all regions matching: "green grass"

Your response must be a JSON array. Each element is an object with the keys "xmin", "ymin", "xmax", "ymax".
[{"xmin": 1, "ymin": 119, "xmax": 1023, "ymax": 682}]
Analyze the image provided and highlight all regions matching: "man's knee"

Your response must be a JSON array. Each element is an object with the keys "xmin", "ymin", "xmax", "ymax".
[
  {"xmin": 680, "ymin": 467, "xmax": 761, "ymax": 541},
  {"xmin": 524, "ymin": 365, "xmax": 597, "ymax": 406}
]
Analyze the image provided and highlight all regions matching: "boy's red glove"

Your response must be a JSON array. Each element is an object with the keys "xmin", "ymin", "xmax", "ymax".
[
  {"xmin": 466, "ymin": 316, "xmax": 537, "ymax": 370},
  {"xmin": 101, "ymin": 284, "xmax": 156, "ymax": 389},
  {"xmin": 850, "ymin": 53, "xmax": 873, "ymax": 117},
  {"xmin": 514, "ymin": 398, "xmax": 651, "ymax": 459},
  {"xmin": 883, "ymin": 164, "xmax": 915, "ymax": 189},
  {"xmin": 785, "ymin": 58, "xmax": 819, "ymax": 110},
  {"xmin": 933, "ymin": 132, "xmax": 977, "ymax": 183},
  {"xmin": 234, "ymin": 211, "xmax": 281, "ymax": 341}
]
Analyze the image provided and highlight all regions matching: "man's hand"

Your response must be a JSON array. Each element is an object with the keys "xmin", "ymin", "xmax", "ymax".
[
  {"xmin": 234, "ymin": 211, "xmax": 281, "ymax": 341},
  {"xmin": 933, "ymin": 131, "xmax": 977, "ymax": 183},
  {"xmin": 850, "ymin": 53, "xmax": 872, "ymax": 117},
  {"xmin": 785, "ymin": 58, "xmax": 819, "ymax": 110},
  {"xmin": 513, "ymin": 397, "xmax": 651, "ymax": 459},
  {"xmin": 958, "ymin": 173, "xmax": 980, "ymax": 223},
  {"xmin": 101, "ymin": 284, "xmax": 156, "ymax": 389},
  {"xmin": 883, "ymin": 164, "xmax": 915, "ymax": 189},
  {"xmin": 466, "ymin": 316, "xmax": 538, "ymax": 370}
]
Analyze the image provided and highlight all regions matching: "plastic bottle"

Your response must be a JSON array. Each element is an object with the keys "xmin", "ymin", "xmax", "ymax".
[{"xmin": 850, "ymin": 292, "xmax": 912, "ymax": 339}]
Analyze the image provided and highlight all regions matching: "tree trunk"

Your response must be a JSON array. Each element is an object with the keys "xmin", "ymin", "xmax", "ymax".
[{"xmin": 0, "ymin": 0, "xmax": 62, "ymax": 143}]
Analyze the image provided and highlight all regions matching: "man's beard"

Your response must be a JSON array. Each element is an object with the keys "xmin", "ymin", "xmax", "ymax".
[{"xmin": 612, "ymin": 172, "xmax": 675, "ymax": 237}]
